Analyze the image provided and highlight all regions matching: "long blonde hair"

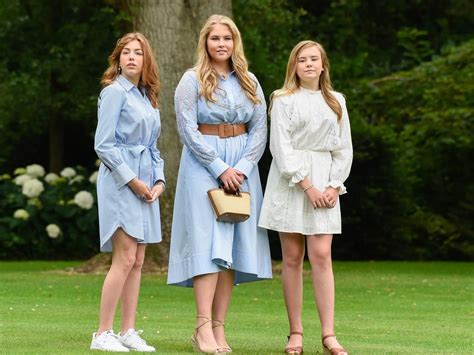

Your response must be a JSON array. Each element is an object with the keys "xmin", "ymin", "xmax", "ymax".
[
  {"xmin": 195, "ymin": 14, "xmax": 260, "ymax": 105},
  {"xmin": 101, "ymin": 32, "xmax": 160, "ymax": 108},
  {"xmin": 271, "ymin": 40, "xmax": 342, "ymax": 121}
]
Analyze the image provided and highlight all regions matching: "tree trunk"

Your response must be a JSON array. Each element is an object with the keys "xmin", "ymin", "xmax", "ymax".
[
  {"xmin": 77, "ymin": 0, "xmax": 232, "ymax": 273},
  {"xmin": 130, "ymin": 0, "xmax": 233, "ymax": 265}
]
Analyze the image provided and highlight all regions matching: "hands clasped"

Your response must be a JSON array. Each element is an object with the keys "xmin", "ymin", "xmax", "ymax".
[
  {"xmin": 219, "ymin": 167, "xmax": 245, "ymax": 193},
  {"xmin": 305, "ymin": 186, "xmax": 339, "ymax": 209},
  {"xmin": 128, "ymin": 178, "xmax": 164, "ymax": 203}
]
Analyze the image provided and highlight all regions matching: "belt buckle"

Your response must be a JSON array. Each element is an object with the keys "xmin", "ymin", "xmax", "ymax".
[{"xmin": 217, "ymin": 124, "xmax": 225, "ymax": 138}]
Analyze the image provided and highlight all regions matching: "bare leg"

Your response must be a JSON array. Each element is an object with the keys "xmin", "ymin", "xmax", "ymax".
[
  {"xmin": 212, "ymin": 270, "xmax": 234, "ymax": 350},
  {"xmin": 98, "ymin": 229, "xmax": 137, "ymax": 333},
  {"xmin": 193, "ymin": 273, "xmax": 219, "ymax": 351},
  {"xmin": 280, "ymin": 232, "xmax": 305, "ymax": 349},
  {"xmin": 306, "ymin": 234, "xmax": 344, "ymax": 350},
  {"xmin": 120, "ymin": 244, "xmax": 146, "ymax": 334}
]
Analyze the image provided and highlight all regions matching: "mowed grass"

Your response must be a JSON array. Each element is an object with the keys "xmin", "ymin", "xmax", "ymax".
[{"xmin": 0, "ymin": 261, "xmax": 472, "ymax": 354}]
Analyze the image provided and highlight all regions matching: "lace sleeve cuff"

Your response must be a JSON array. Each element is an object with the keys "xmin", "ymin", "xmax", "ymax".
[
  {"xmin": 326, "ymin": 180, "xmax": 347, "ymax": 195},
  {"xmin": 289, "ymin": 169, "xmax": 308, "ymax": 187}
]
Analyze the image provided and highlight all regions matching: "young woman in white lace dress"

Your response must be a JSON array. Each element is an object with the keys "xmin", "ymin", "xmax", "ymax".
[{"xmin": 259, "ymin": 40, "xmax": 352, "ymax": 355}]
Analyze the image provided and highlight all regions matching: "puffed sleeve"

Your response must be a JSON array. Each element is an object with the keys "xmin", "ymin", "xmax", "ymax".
[
  {"xmin": 269, "ymin": 95, "xmax": 308, "ymax": 186},
  {"xmin": 233, "ymin": 74, "xmax": 267, "ymax": 178},
  {"xmin": 175, "ymin": 70, "xmax": 230, "ymax": 179},
  {"xmin": 327, "ymin": 93, "xmax": 353, "ymax": 195},
  {"xmin": 94, "ymin": 85, "xmax": 136, "ymax": 189}
]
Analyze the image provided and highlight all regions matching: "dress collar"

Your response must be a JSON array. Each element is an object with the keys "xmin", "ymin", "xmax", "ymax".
[
  {"xmin": 117, "ymin": 75, "xmax": 135, "ymax": 92},
  {"xmin": 299, "ymin": 86, "xmax": 321, "ymax": 95}
]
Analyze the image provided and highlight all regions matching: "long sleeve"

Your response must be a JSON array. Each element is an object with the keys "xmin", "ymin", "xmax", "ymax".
[
  {"xmin": 95, "ymin": 85, "xmax": 136, "ymax": 189},
  {"xmin": 175, "ymin": 71, "xmax": 229, "ymax": 179},
  {"xmin": 269, "ymin": 96, "xmax": 308, "ymax": 186},
  {"xmin": 151, "ymin": 146, "xmax": 165, "ymax": 184},
  {"xmin": 327, "ymin": 94, "xmax": 353, "ymax": 194},
  {"xmin": 234, "ymin": 75, "xmax": 267, "ymax": 177}
]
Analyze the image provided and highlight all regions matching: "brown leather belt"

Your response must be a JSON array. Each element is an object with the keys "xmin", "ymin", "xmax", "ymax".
[{"xmin": 198, "ymin": 123, "xmax": 247, "ymax": 138}]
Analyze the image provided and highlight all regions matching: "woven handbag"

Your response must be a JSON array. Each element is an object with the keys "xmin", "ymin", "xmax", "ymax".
[{"xmin": 207, "ymin": 188, "xmax": 250, "ymax": 223}]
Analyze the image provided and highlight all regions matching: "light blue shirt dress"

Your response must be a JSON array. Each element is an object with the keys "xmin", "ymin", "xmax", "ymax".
[
  {"xmin": 94, "ymin": 75, "xmax": 165, "ymax": 252},
  {"xmin": 167, "ymin": 70, "xmax": 273, "ymax": 287}
]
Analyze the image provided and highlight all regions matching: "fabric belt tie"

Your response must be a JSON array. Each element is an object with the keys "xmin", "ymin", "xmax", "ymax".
[
  {"xmin": 117, "ymin": 143, "xmax": 156, "ymax": 186},
  {"xmin": 198, "ymin": 123, "xmax": 247, "ymax": 138}
]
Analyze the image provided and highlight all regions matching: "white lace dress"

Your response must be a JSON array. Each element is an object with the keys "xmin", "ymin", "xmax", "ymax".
[{"xmin": 259, "ymin": 87, "xmax": 353, "ymax": 235}]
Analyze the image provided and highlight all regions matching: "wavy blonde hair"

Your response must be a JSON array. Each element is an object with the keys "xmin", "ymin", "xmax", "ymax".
[
  {"xmin": 195, "ymin": 14, "xmax": 260, "ymax": 105},
  {"xmin": 101, "ymin": 32, "xmax": 160, "ymax": 108},
  {"xmin": 271, "ymin": 40, "xmax": 342, "ymax": 121}
]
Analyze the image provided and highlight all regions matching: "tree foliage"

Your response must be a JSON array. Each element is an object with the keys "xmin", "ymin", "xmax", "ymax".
[{"xmin": 0, "ymin": 0, "xmax": 124, "ymax": 171}]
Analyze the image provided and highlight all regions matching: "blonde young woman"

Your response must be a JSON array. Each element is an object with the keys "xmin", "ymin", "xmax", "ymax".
[
  {"xmin": 259, "ymin": 41, "xmax": 352, "ymax": 355},
  {"xmin": 92, "ymin": 33, "xmax": 165, "ymax": 352},
  {"xmin": 167, "ymin": 14, "xmax": 272, "ymax": 354}
]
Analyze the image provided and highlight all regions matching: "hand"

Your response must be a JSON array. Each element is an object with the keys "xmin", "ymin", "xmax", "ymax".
[
  {"xmin": 219, "ymin": 168, "xmax": 244, "ymax": 192},
  {"xmin": 127, "ymin": 178, "xmax": 152, "ymax": 201},
  {"xmin": 305, "ymin": 186, "xmax": 327, "ymax": 209},
  {"xmin": 323, "ymin": 187, "xmax": 339, "ymax": 208},
  {"xmin": 144, "ymin": 183, "xmax": 164, "ymax": 203}
]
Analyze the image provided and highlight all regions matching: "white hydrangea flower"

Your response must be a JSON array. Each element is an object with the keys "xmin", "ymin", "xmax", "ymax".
[
  {"xmin": 60, "ymin": 167, "xmax": 76, "ymax": 178},
  {"xmin": 22, "ymin": 179, "xmax": 45, "ymax": 198},
  {"xmin": 14, "ymin": 174, "xmax": 33, "ymax": 186},
  {"xmin": 95, "ymin": 159, "xmax": 101, "ymax": 167},
  {"xmin": 1, "ymin": 174, "xmax": 11, "ymax": 180},
  {"xmin": 74, "ymin": 191, "xmax": 94, "ymax": 209},
  {"xmin": 26, "ymin": 164, "xmax": 45, "ymax": 178},
  {"xmin": 13, "ymin": 209, "xmax": 29, "ymax": 220},
  {"xmin": 44, "ymin": 173, "xmax": 60, "ymax": 184},
  {"xmin": 69, "ymin": 175, "xmax": 84, "ymax": 185},
  {"xmin": 13, "ymin": 167, "xmax": 26, "ymax": 175},
  {"xmin": 89, "ymin": 171, "xmax": 98, "ymax": 184},
  {"xmin": 46, "ymin": 224, "xmax": 61, "ymax": 239}
]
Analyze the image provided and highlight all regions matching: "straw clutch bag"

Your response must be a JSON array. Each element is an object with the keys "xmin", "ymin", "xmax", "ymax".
[{"xmin": 207, "ymin": 188, "xmax": 250, "ymax": 223}]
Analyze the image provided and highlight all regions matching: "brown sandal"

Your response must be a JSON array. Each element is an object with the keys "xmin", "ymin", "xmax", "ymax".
[
  {"xmin": 212, "ymin": 320, "xmax": 232, "ymax": 353},
  {"xmin": 322, "ymin": 334, "xmax": 348, "ymax": 355},
  {"xmin": 284, "ymin": 331, "xmax": 303, "ymax": 354}
]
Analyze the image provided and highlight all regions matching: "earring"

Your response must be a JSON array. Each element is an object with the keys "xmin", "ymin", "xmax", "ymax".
[{"xmin": 118, "ymin": 66, "xmax": 122, "ymax": 74}]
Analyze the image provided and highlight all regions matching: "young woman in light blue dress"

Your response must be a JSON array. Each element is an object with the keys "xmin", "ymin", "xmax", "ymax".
[
  {"xmin": 91, "ymin": 32, "xmax": 165, "ymax": 352},
  {"xmin": 167, "ymin": 14, "xmax": 272, "ymax": 353},
  {"xmin": 259, "ymin": 41, "xmax": 352, "ymax": 355}
]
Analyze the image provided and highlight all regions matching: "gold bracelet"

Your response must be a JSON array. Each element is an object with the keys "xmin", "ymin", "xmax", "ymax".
[{"xmin": 303, "ymin": 184, "xmax": 314, "ymax": 193}]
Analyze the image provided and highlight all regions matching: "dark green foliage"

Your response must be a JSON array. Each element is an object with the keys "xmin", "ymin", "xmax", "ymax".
[
  {"xmin": 0, "ymin": 0, "xmax": 124, "ymax": 170},
  {"xmin": 350, "ymin": 40, "xmax": 474, "ymax": 260}
]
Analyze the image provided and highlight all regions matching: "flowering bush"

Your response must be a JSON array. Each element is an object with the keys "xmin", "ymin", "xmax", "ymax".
[{"xmin": 0, "ymin": 164, "xmax": 100, "ymax": 259}]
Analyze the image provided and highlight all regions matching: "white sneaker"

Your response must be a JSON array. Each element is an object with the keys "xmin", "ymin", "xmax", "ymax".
[
  {"xmin": 119, "ymin": 329, "xmax": 156, "ymax": 352},
  {"xmin": 91, "ymin": 330, "xmax": 130, "ymax": 352}
]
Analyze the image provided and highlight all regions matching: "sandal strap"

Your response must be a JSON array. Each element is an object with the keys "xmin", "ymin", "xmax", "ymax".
[
  {"xmin": 322, "ymin": 333, "xmax": 336, "ymax": 342},
  {"xmin": 290, "ymin": 331, "xmax": 303, "ymax": 336},
  {"xmin": 212, "ymin": 319, "xmax": 226, "ymax": 328},
  {"xmin": 195, "ymin": 315, "xmax": 212, "ymax": 331}
]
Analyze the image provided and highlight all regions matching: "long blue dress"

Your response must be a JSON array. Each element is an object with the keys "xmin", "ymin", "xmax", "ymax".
[
  {"xmin": 167, "ymin": 70, "xmax": 272, "ymax": 287},
  {"xmin": 94, "ymin": 75, "xmax": 165, "ymax": 252}
]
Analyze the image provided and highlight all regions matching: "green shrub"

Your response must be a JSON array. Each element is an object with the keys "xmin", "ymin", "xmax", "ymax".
[{"xmin": 0, "ymin": 164, "xmax": 99, "ymax": 259}]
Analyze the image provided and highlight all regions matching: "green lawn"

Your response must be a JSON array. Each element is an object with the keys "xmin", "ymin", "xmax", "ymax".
[{"xmin": 0, "ymin": 261, "xmax": 472, "ymax": 354}]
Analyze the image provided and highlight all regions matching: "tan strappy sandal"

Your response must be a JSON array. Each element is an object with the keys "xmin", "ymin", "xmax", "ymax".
[
  {"xmin": 212, "ymin": 320, "xmax": 232, "ymax": 353},
  {"xmin": 284, "ymin": 331, "xmax": 303, "ymax": 354},
  {"xmin": 191, "ymin": 315, "xmax": 219, "ymax": 354},
  {"xmin": 322, "ymin": 334, "xmax": 348, "ymax": 355}
]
